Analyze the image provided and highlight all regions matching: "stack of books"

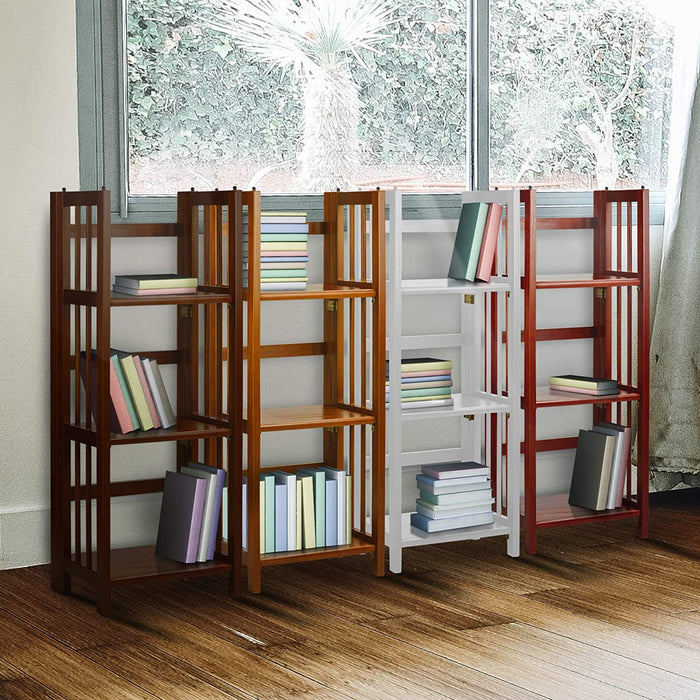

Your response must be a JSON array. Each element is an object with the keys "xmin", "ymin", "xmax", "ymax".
[
  {"xmin": 243, "ymin": 212, "xmax": 309, "ymax": 291},
  {"xmin": 549, "ymin": 374, "xmax": 619, "ymax": 395},
  {"xmin": 155, "ymin": 462, "xmax": 226, "ymax": 564},
  {"xmin": 569, "ymin": 421, "xmax": 631, "ymax": 511},
  {"xmin": 448, "ymin": 201, "xmax": 503, "ymax": 283},
  {"xmin": 386, "ymin": 357, "xmax": 454, "ymax": 410},
  {"xmin": 239, "ymin": 466, "xmax": 352, "ymax": 553},
  {"xmin": 112, "ymin": 273, "xmax": 198, "ymax": 296},
  {"xmin": 79, "ymin": 349, "xmax": 176, "ymax": 434},
  {"xmin": 410, "ymin": 461, "xmax": 495, "ymax": 533}
]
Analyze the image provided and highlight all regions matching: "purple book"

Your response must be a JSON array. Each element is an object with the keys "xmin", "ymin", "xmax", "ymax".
[{"xmin": 155, "ymin": 471, "xmax": 206, "ymax": 564}]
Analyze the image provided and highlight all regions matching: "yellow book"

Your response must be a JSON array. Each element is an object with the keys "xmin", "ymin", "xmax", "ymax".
[
  {"xmin": 299, "ymin": 474, "xmax": 315, "ymax": 549},
  {"xmin": 260, "ymin": 479, "xmax": 266, "ymax": 554},
  {"xmin": 346, "ymin": 474, "xmax": 352, "ymax": 544},
  {"xmin": 119, "ymin": 355, "xmax": 154, "ymax": 430},
  {"xmin": 296, "ymin": 479, "xmax": 303, "ymax": 550},
  {"xmin": 256, "ymin": 242, "xmax": 308, "ymax": 251}
]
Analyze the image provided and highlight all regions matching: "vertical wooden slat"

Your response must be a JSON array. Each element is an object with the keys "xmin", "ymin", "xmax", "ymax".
[
  {"xmin": 616, "ymin": 203, "xmax": 622, "ymax": 387},
  {"xmin": 627, "ymin": 201, "xmax": 633, "ymax": 388},
  {"xmin": 85, "ymin": 208, "xmax": 93, "ymax": 569}
]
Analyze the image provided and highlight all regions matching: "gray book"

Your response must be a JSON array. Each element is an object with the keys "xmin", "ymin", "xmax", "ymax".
[
  {"xmin": 143, "ymin": 359, "xmax": 176, "ymax": 429},
  {"xmin": 448, "ymin": 202, "xmax": 489, "ymax": 281},
  {"xmin": 568, "ymin": 429, "xmax": 616, "ymax": 511},
  {"xmin": 155, "ymin": 471, "xmax": 206, "ymax": 563}
]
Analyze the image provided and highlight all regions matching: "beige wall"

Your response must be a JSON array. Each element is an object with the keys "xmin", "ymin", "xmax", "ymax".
[{"xmin": 0, "ymin": 0, "xmax": 80, "ymax": 567}]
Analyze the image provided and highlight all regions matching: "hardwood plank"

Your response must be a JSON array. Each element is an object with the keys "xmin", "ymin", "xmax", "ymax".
[{"xmin": 0, "ymin": 659, "xmax": 65, "ymax": 700}]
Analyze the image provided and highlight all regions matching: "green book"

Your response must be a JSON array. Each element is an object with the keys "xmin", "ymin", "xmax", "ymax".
[
  {"xmin": 418, "ymin": 488, "xmax": 493, "ymax": 505},
  {"xmin": 399, "ymin": 358, "xmax": 452, "ymax": 372},
  {"xmin": 111, "ymin": 355, "xmax": 139, "ymax": 430},
  {"xmin": 298, "ymin": 474, "xmax": 315, "ymax": 549},
  {"xmin": 402, "ymin": 393, "xmax": 454, "ymax": 402},
  {"xmin": 298, "ymin": 468, "xmax": 325, "ymax": 547},
  {"xmin": 259, "ymin": 269, "xmax": 308, "ymax": 279},
  {"xmin": 399, "ymin": 387, "xmax": 452, "ymax": 398},
  {"xmin": 261, "ymin": 474, "xmax": 275, "ymax": 554},
  {"xmin": 119, "ymin": 355, "xmax": 154, "ymax": 430},
  {"xmin": 448, "ymin": 202, "xmax": 489, "ymax": 281}
]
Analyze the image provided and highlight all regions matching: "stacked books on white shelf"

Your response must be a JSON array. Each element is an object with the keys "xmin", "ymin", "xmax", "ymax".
[
  {"xmin": 155, "ymin": 462, "xmax": 226, "ymax": 564},
  {"xmin": 243, "ymin": 211, "xmax": 309, "ymax": 291},
  {"xmin": 239, "ymin": 466, "xmax": 351, "ymax": 553},
  {"xmin": 448, "ymin": 201, "xmax": 503, "ymax": 283},
  {"xmin": 386, "ymin": 357, "xmax": 454, "ymax": 410},
  {"xmin": 410, "ymin": 461, "xmax": 495, "ymax": 533},
  {"xmin": 112, "ymin": 273, "xmax": 198, "ymax": 296},
  {"xmin": 549, "ymin": 374, "xmax": 619, "ymax": 396},
  {"xmin": 79, "ymin": 349, "xmax": 176, "ymax": 434},
  {"xmin": 569, "ymin": 421, "xmax": 631, "ymax": 511}
]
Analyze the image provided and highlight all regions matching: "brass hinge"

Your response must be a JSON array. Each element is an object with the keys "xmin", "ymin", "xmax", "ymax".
[
  {"xmin": 324, "ymin": 426, "xmax": 338, "ymax": 433},
  {"xmin": 594, "ymin": 288, "xmax": 606, "ymax": 299},
  {"xmin": 593, "ymin": 402, "xmax": 606, "ymax": 409},
  {"xmin": 463, "ymin": 414, "xmax": 475, "ymax": 421},
  {"xmin": 325, "ymin": 300, "xmax": 338, "ymax": 312},
  {"xmin": 179, "ymin": 305, "xmax": 192, "ymax": 318},
  {"xmin": 464, "ymin": 294, "xmax": 475, "ymax": 304}
]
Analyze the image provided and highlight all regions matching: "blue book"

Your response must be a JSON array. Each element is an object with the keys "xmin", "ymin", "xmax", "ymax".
[
  {"xmin": 298, "ymin": 468, "xmax": 325, "ymax": 547},
  {"xmin": 261, "ymin": 474, "xmax": 275, "ymax": 554},
  {"xmin": 399, "ymin": 374, "xmax": 451, "ymax": 384},
  {"xmin": 271, "ymin": 471, "xmax": 297, "ymax": 551},
  {"xmin": 325, "ymin": 479, "xmax": 338, "ymax": 547},
  {"xmin": 319, "ymin": 466, "xmax": 346, "ymax": 545},
  {"xmin": 274, "ymin": 482, "xmax": 288, "ymax": 552},
  {"xmin": 186, "ymin": 462, "xmax": 226, "ymax": 560},
  {"xmin": 410, "ymin": 510, "xmax": 493, "ymax": 533},
  {"xmin": 259, "ymin": 223, "xmax": 309, "ymax": 234}
]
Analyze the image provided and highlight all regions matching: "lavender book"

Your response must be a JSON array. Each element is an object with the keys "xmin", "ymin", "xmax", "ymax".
[{"xmin": 155, "ymin": 471, "xmax": 206, "ymax": 564}]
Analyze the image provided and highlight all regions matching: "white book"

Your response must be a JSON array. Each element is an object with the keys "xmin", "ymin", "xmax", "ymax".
[
  {"xmin": 592, "ymin": 423, "xmax": 626, "ymax": 509},
  {"xmin": 271, "ymin": 471, "xmax": 297, "ymax": 551},
  {"xmin": 142, "ymin": 359, "xmax": 176, "ymax": 429},
  {"xmin": 320, "ymin": 466, "xmax": 346, "ymax": 545},
  {"xmin": 180, "ymin": 465, "xmax": 217, "ymax": 562}
]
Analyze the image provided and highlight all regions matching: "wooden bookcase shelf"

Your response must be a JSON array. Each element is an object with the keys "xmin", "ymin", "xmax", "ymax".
[
  {"xmin": 231, "ymin": 189, "xmax": 386, "ymax": 594},
  {"xmin": 50, "ymin": 188, "xmax": 238, "ymax": 615},
  {"xmin": 520, "ymin": 188, "xmax": 650, "ymax": 554},
  {"xmin": 386, "ymin": 190, "xmax": 522, "ymax": 573}
]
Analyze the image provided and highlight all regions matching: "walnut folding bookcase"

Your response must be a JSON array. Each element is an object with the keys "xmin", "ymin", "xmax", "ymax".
[
  {"xmin": 520, "ymin": 188, "xmax": 650, "ymax": 554},
  {"xmin": 232, "ymin": 189, "xmax": 386, "ymax": 594},
  {"xmin": 50, "ymin": 189, "xmax": 237, "ymax": 615}
]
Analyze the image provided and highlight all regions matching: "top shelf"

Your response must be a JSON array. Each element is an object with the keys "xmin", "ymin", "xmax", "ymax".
[
  {"xmin": 399, "ymin": 277, "xmax": 512, "ymax": 295},
  {"xmin": 243, "ymin": 283, "xmax": 375, "ymax": 302},
  {"xmin": 528, "ymin": 273, "xmax": 641, "ymax": 290}
]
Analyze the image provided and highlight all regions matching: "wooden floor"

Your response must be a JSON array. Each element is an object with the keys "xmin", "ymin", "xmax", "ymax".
[{"xmin": 0, "ymin": 491, "xmax": 698, "ymax": 699}]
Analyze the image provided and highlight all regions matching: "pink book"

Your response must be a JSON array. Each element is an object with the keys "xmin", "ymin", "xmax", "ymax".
[
  {"xmin": 133, "ymin": 356, "xmax": 161, "ymax": 429},
  {"xmin": 79, "ymin": 352, "xmax": 134, "ymax": 433},
  {"xmin": 401, "ymin": 369, "xmax": 452, "ymax": 378},
  {"xmin": 475, "ymin": 203, "xmax": 503, "ymax": 282},
  {"xmin": 549, "ymin": 384, "xmax": 619, "ymax": 396},
  {"xmin": 109, "ymin": 359, "xmax": 135, "ymax": 432},
  {"xmin": 112, "ymin": 286, "xmax": 196, "ymax": 296}
]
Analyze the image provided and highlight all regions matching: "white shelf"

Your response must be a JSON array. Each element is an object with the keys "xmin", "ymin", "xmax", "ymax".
[
  {"xmin": 390, "ymin": 392, "xmax": 510, "ymax": 420},
  {"xmin": 401, "ymin": 277, "xmax": 512, "ymax": 295},
  {"xmin": 387, "ymin": 512, "xmax": 512, "ymax": 547}
]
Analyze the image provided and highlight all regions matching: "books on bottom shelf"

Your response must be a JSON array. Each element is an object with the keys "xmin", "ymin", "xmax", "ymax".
[
  {"xmin": 112, "ymin": 273, "xmax": 198, "ymax": 296},
  {"xmin": 386, "ymin": 358, "xmax": 455, "ymax": 410},
  {"xmin": 410, "ymin": 461, "xmax": 494, "ymax": 533},
  {"xmin": 79, "ymin": 349, "xmax": 176, "ymax": 434},
  {"xmin": 568, "ymin": 421, "xmax": 631, "ymax": 511},
  {"xmin": 241, "ymin": 466, "xmax": 352, "ymax": 553},
  {"xmin": 155, "ymin": 462, "xmax": 226, "ymax": 564}
]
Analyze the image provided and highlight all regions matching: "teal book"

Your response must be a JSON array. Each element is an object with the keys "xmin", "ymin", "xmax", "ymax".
[
  {"xmin": 448, "ymin": 202, "xmax": 489, "ymax": 281},
  {"xmin": 298, "ymin": 468, "xmax": 326, "ymax": 547},
  {"xmin": 261, "ymin": 474, "xmax": 275, "ymax": 554},
  {"xmin": 259, "ymin": 269, "xmax": 308, "ymax": 278},
  {"xmin": 419, "ymin": 488, "xmax": 492, "ymax": 505},
  {"xmin": 399, "ymin": 387, "xmax": 452, "ymax": 398}
]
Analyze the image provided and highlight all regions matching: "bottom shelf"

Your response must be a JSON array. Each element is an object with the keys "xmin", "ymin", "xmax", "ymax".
[
  {"xmin": 387, "ymin": 512, "xmax": 512, "ymax": 548},
  {"xmin": 79, "ymin": 545, "xmax": 232, "ymax": 584},
  {"xmin": 522, "ymin": 493, "xmax": 641, "ymax": 528}
]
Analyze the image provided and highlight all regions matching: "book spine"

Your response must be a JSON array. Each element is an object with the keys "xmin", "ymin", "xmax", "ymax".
[
  {"xmin": 111, "ymin": 355, "xmax": 139, "ymax": 430},
  {"xmin": 133, "ymin": 356, "xmax": 161, "ymax": 429},
  {"xmin": 119, "ymin": 355, "xmax": 153, "ymax": 430},
  {"xmin": 147, "ymin": 360, "xmax": 176, "ymax": 428}
]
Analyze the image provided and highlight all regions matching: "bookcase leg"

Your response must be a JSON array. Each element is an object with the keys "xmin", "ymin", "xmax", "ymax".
[
  {"xmin": 51, "ymin": 569, "xmax": 71, "ymax": 596},
  {"xmin": 373, "ymin": 547, "xmax": 385, "ymax": 577},
  {"xmin": 97, "ymin": 587, "xmax": 111, "ymax": 617},
  {"xmin": 228, "ymin": 568, "xmax": 242, "ymax": 598},
  {"xmin": 637, "ymin": 515, "xmax": 649, "ymax": 539},
  {"xmin": 524, "ymin": 527, "xmax": 537, "ymax": 555},
  {"xmin": 507, "ymin": 535, "xmax": 520, "ymax": 558},
  {"xmin": 247, "ymin": 565, "xmax": 261, "ymax": 594},
  {"xmin": 388, "ymin": 545, "xmax": 402, "ymax": 574}
]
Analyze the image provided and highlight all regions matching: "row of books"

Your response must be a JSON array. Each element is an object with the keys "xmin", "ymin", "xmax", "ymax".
[
  {"xmin": 448, "ymin": 201, "xmax": 502, "ymax": 283},
  {"xmin": 80, "ymin": 349, "xmax": 176, "ymax": 434},
  {"xmin": 386, "ymin": 357, "xmax": 454, "ymax": 410},
  {"xmin": 112, "ymin": 273, "xmax": 198, "ymax": 296},
  {"xmin": 549, "ymin": 374, "xmax": 619, "ymax": 396},
  {"xmin": 569, "ymin": 421, "xmax": 631, "ymax": 511},
  {"xmin": 155, "ymin": 462, "xmax": 226, "ymax": 564},
  {"xmin": 243, "ymin": 212, "xmax": 309, "ymax": 291},
  {"xmin": 410, "ymin": 461, "xmax": 495, "ymax": 533},
  {"xmin": 244, "ymin": 467, "xmax": 352, "ymax": 553}
]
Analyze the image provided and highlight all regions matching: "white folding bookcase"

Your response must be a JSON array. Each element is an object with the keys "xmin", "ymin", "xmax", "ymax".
[{"xmin": 386, "ymin": 189, "xmax": 521, "ymax": 573}]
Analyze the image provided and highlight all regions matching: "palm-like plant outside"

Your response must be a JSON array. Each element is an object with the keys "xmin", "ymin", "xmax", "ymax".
[{"xmin": 201, "ymin": 0, "xmax": 398, "ymax": 191}]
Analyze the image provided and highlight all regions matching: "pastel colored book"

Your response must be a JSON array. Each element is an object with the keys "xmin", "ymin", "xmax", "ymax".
[
  {"xmin": 399, "ymin": 358, "xmax": 453, "ymax": 372},
  {"xmin": 111, "ymin": 285, "xmax": 196, "ymax": 296},
  {"xmin": 448, "ymin": 201, "xmax": 489, "ymax": 281},
  {"xmin": 398, "ymin": 380, "xmax": 453, "ymax": 390},
  {"xmin": 401, "ymin": 369, "xmax": 452, "ymax": 379},
  {"xmin": 258, "ymin": 262, "xmax": 307, "ymax": 270},
  {"xmin": 110, "ymin": 354, "xmax": 139, "ymax": 431},
  {"xmin": 401, "ymin": 394, "xmax": 454, "ymax": 402},
  {"xmin": 549, "ymin": 375, "xmax": 618, "ymax": 390},
  {"xmin": 400, "ymin": 398, "xmax": 454, "ymax": 409},
  {"xmin": 132, "ymin": 355, "xmax": 161, "ymax": 429},
  {"xmin": 592, "ymin": 422, "xmax": 631, "ymax": 509},
  {"xmin": 298, "ymin": 473, "xmax": 316, "ymax": 549},
  {"xmin": 261, "ymin": 474, "xmax": 276, "ymax": 554},
  {"xmin": 274, "ymin": 482, "xmax": 288, "ymax": 552},
  {"xmin": 244, "ymin": 211, "xmax": 307, "ymax": 223},
  {"xmin": 142, "ymin": 359, "xmax": 176, "ymax": 429},
  {"xmin": 180, "ymin": 464, "xmax": 220, "ymax": 562},
  {"xmin": 568, "ymin": 429, "xmax": 616, "ymax": 511},
  {"xmin": 398, "ymin": 374, "xmax": 452, "ymax": 384},
  {"xmin": 155, "ymin": 470, "xmax": 206, "ymax": 564},
  {"xmin": 346, "ymin": 474, "xmax": 352, "ymax": 544},
  {"xmin": 474, "ymin": 202, "xmax": 503, "ymax": 283},
  {"xmin": 185, "ymin": 461, "xmax": 226, "ymax": 560},
  {"xmin": 244, "ymin": 242, "xmax": 308, "ymax": 251},
  {"xmin": 259, "ymin": 479, "xmax": 266, "ymax": 553},
  {"xmin": 113, "ymin": 273, "xmax": 198, "ymax": 290},
  {"xmin": 398, "ymin": 387, "xmax": 452, "ymax": 398},
  {"xmin": 245, "ymin": 276, "xmax": 309, "ymax": 283},
  {"xmin": 259, "ymin": 223, "xmax": 309, "ymax": 234},
  {"xmin": 324, "ymin": 478, "xmax": 338, "ymax": 547},
  {"xmin": 415, "ymin": 473, "xmax": 489, "ymax": 494},
  {"xmin": 259, "ymin": 282, "xmax": 307, "ymax": 291},
  {"xmin": 295, "ymin": 479, "xmax": 303, "ymax": 550},
  {"xmin": 421, "ymin": 461, "xmax": 490, "ymax": 480},
  {"xmin": 298, "ymin": 468, "xmax": 326, "ymax": 547},
  {"xmin": 257, "ymin": 269, "xmax": 308, "ymax": 278},
  {"xmin": 549, "ymin": 384, "xmax": 619, "ymax": 396},
  {"xmin": 320, "ymin": 466, "xmax": 347, "ymax": 546},
  {"xmin": 255, "ymin": 256, "xmax": 309, "ymax": 263},
  {"xmin": 419, "ymin": 489, "xmax": 493, "ymax": 506},
  {"xmin": 410, "ymin": 510, "xmax": 493, "ymax": 533},
  {"xmin": 243, "ymin": 233, "xmax": 308, "ymax": 242},
  {"xmin": 415, "ymin": 499, "xmax": 494, "ymax": 519},
  {"xmin": 119, "ymin": 354, "xmax": 154, "ymax": 430},
  {"xmin": 272, "ymin": 471, "xmax": 297, "ymax": 551}
]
